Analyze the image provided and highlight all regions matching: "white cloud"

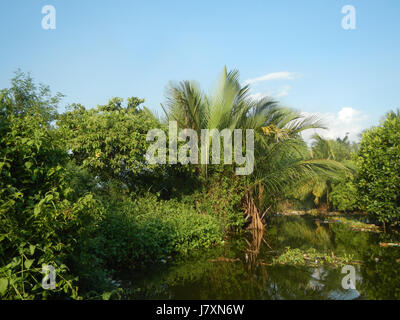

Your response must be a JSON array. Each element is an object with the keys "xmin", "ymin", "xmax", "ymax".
[
  {"xmin": 248, "ymin": 85, "xmax": 291, "ymax": 100},
  {"xmin": 338, "ymin": 107, "xmax": 361, "ymax": 123},
  {"xmin": 301, "ymin": 107, "xmax": 369, "ymax": 143},
  {"xmin": 244, "ymin": 72, "xmax": 299, "ymax": 86}
]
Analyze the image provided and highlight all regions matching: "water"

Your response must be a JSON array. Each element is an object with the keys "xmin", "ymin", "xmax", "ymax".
[{"xmin": 122, "ymin": 215, "xmax": 400, "ymax": 300}]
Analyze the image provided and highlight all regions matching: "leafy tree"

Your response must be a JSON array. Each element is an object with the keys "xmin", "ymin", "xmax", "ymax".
[
  {"xmin": 56, "ymin": 99, "xmax": 161, "ymax": 193},
  {"xmin": 0, "ymin": 70, "xmax": 63, "ymax": 122},
  {"xmin": 0, "ymin": 72, "xmax": 104, "ymax": 299},
  {"xmin": 356, "ymin": 110, "xmax": 400, "ymax": 224},
  {"xmin": 328, "ymin": 178, "xmax": 359, "ymax": 212}
]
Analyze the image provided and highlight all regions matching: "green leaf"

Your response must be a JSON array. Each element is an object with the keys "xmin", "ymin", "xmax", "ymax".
[
  {"xmin": 24, "ymin": 259, "xmax": 35, "ymax": 269},
  {"xmin": 34, "ymin": 205, "xmax": 41, "ymax": 215},
  {"xmin": 0, "ymin": 278, "xmax": 8, "ymax": 295},
  {"xmin": 102, "ymin": 292, "xmax": 112, "ymax": 300},
  {"xmin": 25, "ymin": 161, "xmax": 33, "ymax": 170},
  {"xmin": 29, "ymin": 244, "xmax": 36, "ymax": 255}
]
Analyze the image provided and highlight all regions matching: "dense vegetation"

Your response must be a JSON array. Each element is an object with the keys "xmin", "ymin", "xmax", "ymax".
[
  {"xmin": 0, "ymin": 69, "xmax": 399, "ymax": 299},
  {"xmin": 356, "ymin": 111, "xmax": 400, "ymax": 225}
]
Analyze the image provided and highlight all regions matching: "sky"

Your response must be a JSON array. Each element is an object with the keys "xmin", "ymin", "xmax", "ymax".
[{"xmin": 1, "ymin": 0, "xmax": 399, "ymax": 141}]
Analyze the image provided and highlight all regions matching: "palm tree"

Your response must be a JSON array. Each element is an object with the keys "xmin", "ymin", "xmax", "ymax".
[
  {"xmin": 293, "ymin": 134, "xmax": 356, "ymax": 209},
  {"xmin": 162, "ymin": 67, "xmax": 346, "ymax": 229}
]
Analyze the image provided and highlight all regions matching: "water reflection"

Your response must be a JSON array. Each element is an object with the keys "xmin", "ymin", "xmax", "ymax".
[
  {"xmin": 244, "ymin": 228, "xmax": 268, "ymax": 268},
  {"xmin": 123, "ymin": 215, "xmax": 400, "ymax": 300}
]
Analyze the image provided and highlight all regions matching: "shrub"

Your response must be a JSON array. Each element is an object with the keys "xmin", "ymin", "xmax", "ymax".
[
  {"xmin": 182, "ymin": 175, "xmax": 245, "ymax": 231},
  {"xmin": 92, "ymin": 194, "xmax": 224, "ymax": 270},
  {"xmin": 0, "ymin": 73, "xmax": 105, "ymax": 299},
  {"xmin": 329, "ymin": 178, "xmax": 359, "ymax": 212},
  {"xmin": 356, "ymin": 110, "xmax": 400, "ymax": 224}
]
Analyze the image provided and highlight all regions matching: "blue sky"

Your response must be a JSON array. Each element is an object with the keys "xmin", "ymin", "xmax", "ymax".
[{"xmin": 1, "ymin": 0, "xmax": 399, "ymax": 140}]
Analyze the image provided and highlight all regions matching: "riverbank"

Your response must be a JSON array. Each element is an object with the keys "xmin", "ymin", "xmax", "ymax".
[{"xmin": 116, "ymin": 214, "xmax": 400, "ymax": 300}]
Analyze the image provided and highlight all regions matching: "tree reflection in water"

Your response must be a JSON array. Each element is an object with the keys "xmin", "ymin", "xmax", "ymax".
[{"xmin": 124, "ymin": 215, "xmax": 400, "ymax": 300}]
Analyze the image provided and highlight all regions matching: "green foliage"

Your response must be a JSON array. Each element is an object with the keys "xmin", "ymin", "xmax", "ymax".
[
  {"xmin": 356, "ymin": 110, "xmax": 400, "ymax": 223},
  {"xmin": 329, "ymin": 178, "xmax": 359, "ymax": 212},
  {"xmin": 0, "ymin": 72, "xmax": 105, "ymax": 299},
  {"xmin": 90, "ymin": 194, "xmax": 223, "ymax": 270},
  {"xmin": 273, "ymin": 247, "xmax": 355, "ymax": 267},
  {"xmin": 0, "ymin": 72, "xmax": 231, "ymax": 299},
  {"xmin": 0, "ymin": 245, "xmax": 80, "ymax": 300},
  {"xmin": 311, "ymin": 134, "xmax": 357, "ymax": 162},
  {"xmin": 298, "ymin": 135, "xmax": 357, "ymax": 207},
  {"xmin": 181, "ymin": 174, "xmax": 245, "ymax": 231},
  {"xmin": 286, "ymin": 134, "xmax": 359, "ymax": 212},
  {"xmin": 163, "ymin": 67, "xmax": 339, "ymax": 216},
  {"xmin": 3, "ymin": 69, "xmax": 400, "ymax": 300},
  {"xmin": 0, "ymin": 69, "xmax": 63, "ymax": 123},
  {"xmin": 330, "ymin": 216, "xmax": 380, "ymax": 232},
  {"xmin": 56, "ymin": 99, "xmax": 160, "ymax": 193}
]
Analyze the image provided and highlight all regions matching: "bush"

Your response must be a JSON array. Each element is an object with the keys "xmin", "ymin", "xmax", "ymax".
[
  {"xmin": 356, "ymin": 110, "xmax": 400, "ymax": 224},
  {"xmin": 0, "ymin": 74, "xmax": 105, "ymax": 299},
  {"xmin": 182, "ymin": 175, "xmax": 245, "ymax": 231},
  {"xmin": 329, "ymin": 178, "xmax": 359, "ymax": 212},
  {"xmin": 91, "ymin": 194, "xmax": 224, "ymax": 271}
]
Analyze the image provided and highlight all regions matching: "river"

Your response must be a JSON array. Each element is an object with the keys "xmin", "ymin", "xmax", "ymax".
[{"xmin": 120, "ymin": 214, "xmax": 400, "ymax": 300}]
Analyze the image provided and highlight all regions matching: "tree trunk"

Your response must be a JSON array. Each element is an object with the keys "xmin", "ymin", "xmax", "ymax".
[{"xmin": 243, "ymin": 184, "xmax": 265, "ymax": 231}]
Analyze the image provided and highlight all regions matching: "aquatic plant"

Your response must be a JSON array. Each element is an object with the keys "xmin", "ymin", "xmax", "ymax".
[{"xmin": 272, "ymin": 247, "xmax": 356, "ymax": 267}]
